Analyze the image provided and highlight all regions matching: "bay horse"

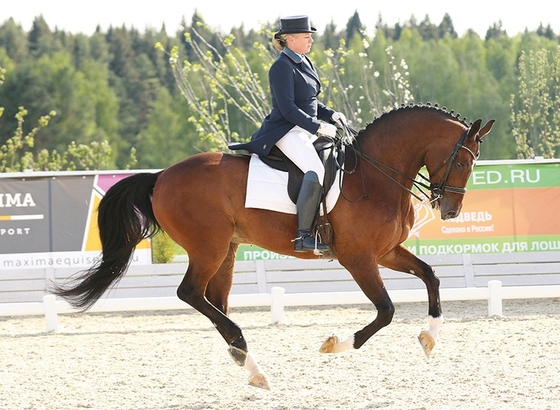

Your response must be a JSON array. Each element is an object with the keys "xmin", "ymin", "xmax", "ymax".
[{"xmin": 50, "ymin": 105, "xmax": 494, "ymax": 389}]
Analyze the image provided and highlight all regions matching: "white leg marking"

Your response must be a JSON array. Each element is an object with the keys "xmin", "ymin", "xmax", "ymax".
[
  {"xmin": 243, "ymin": 352, "xmax": 270, "ymax": 389},
  {"xmin": 243, "ymin": 352, "xmax": 263, "ymax": 376},
  {"xmin": 334, "ymin": 334, "xmax": 356, "ymax": 353},
  {"xmin": 426, "ymin": 315, "xmax": 444, "ymax": 340}
]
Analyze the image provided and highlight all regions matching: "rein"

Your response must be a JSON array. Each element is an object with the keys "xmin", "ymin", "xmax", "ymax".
[{"xmin": 343, "ymin": 125, "xmax": 477, "ymax": 206}]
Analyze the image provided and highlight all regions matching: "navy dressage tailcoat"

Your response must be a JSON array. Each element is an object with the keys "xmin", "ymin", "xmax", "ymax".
[{"xmin": 229, "ymin": 48, "xmax": 335, "ymax": 156}]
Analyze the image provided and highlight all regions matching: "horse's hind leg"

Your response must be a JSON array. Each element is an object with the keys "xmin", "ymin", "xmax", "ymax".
[
  {"xmin": 379, "ymin": 245, "xmax": 443, "ymax": 356},
  {"xmin": 205, "ymin": 242, "xmax": 238, "ymax": 316},
  {"xmin": 182, "ymin": 243, "xmax": 270, "ymax": 389}
]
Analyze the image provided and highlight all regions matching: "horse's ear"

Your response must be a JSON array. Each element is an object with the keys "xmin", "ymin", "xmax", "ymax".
[
  {"xmin": 478, "ymin": 119, "xmax": 495, "ymax": 139},
  {"xmin": 467, "ymin": 119, "xmax": 482, "ymax": 140}
]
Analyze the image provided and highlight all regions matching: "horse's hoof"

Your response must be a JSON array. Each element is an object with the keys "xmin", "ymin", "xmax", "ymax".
[
  {"xmin": 418, "ymin": 330, "xmax": 435, "ymax": 356},
  {"xmin": 248, "ymin": 373, "xmax": 271, "ymax": 390},
  {"xmin": 228, "ymin": 345, "xmax": 248, "ymax": 366},
  {"xmin": 319, "ymin": 334, "xmax": 339, "ymax": 354}
]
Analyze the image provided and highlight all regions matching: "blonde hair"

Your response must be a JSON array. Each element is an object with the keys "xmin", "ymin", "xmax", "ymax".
[{"xmin": 272, "ymin": 33, "xmax": 288, "ymax": 51}]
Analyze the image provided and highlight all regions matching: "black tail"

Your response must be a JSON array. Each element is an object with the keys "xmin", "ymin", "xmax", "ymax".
[{"xmin": 49, "ymin": 172, "xmax": 161, "ymax": 310}]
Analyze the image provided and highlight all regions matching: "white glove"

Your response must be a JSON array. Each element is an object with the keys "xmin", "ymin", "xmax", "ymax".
[
  {"xmin": 317, "ymin": 123, "xmax": 337, "ymax": 138},
  {"xmin": 331, "ymin": 112, "xmax": 347, "ymax": 127}
]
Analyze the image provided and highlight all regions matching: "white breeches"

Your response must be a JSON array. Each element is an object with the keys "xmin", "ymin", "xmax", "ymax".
[{"xmin": 275, "ymin": 126, "xmax": 325, "ymax": 183}]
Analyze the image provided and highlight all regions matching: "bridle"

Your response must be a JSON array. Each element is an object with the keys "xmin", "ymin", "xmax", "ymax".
[
  {"xmin": 341, "ymin": 123, "xmax": 479, "ymax": 206},
  {"xmin": 416, "ymin": 128, "xmax": 479, "ymax": 206}
]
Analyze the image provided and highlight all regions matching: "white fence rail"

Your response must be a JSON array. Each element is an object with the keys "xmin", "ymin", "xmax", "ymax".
[{"xmin": 1, "ymin": 252, "xmax": 560, "ymax": 331}]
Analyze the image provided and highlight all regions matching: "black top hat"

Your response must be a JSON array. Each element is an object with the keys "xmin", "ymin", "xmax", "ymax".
[{"xmin": 275, "ymin": 15, "xmax": 316, "ymax": 37}]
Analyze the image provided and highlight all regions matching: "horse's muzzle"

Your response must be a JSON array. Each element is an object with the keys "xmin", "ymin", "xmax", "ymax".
[
  {"xmin": 441, "ymin": 209, "xmax": 459, "ymax": 220},
  {"xmin": 439, "ymin": 199, "xmax": 462, "ymax": 220}
]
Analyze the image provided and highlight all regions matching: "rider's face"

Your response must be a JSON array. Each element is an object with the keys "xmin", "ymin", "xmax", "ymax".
[{"xmin": 288, "ymin": 33, "xmax": 313, "ymax": 55}]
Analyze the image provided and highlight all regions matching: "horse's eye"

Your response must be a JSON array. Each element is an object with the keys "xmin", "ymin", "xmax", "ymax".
[{"xmin": 457, "ymin": 162, "xmax": 465, "ymax": 170}]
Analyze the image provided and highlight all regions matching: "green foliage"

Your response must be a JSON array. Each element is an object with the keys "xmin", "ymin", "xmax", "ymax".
[
  {"xmin": 0, "ymin": 66, "xmax": 135, "ymax": 172},
  {"xmin": 318, "ymin": 36, "xmax": 414, "ymax": 126},
  {"xmin": 1, "ymin": 12, "xmax": 560, "ymax": 165},
  {"xmin": 0, "ymin": 103, "xmax": 113, "ymax": 172},
  {"xmin": 151, "ymin": 231, "xmax": 175, "ymax": 263},
  {"xmin": 511, "ymin": 47, "xmax": 560, "ymax": 158},
  {"xmin": 136, "ymin": 88, "xmax": 198, "ymax": 167},
  {"xmin": 159, "ymin": 24, "xmax": 413, "ymax": 145},
  {"xmin": 0, "ymin": 103, "xmax": 56, "ymax": 172},
  {"xmin": 157, "ymin": 22, "xmax": 273, "ymax": 150}
]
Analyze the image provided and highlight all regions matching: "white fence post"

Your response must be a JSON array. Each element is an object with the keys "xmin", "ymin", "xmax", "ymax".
[
  {"xmin": 43, "ymin": 294, "xmax": 59, "ymax": 331},
  {"xmin": 270, "ymin": 286, "xmax": 285, "ymax": 324},
  {"xmin": 488, "ymin": 280, "xmax": 503, "ymax": 317}
]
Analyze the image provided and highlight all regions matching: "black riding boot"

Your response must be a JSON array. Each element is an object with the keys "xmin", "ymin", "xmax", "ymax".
[{"xmin": 293, "ymin": 171, "xmax": 329, "ymax": 253}]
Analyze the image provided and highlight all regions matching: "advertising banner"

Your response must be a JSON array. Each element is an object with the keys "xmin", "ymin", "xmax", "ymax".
[
  {"xmin": 405, "ymin": 161, "xmax": 560, "ymax": 255},
  {"xmin": 0, "ymin": 173, "xmax": 151, "ymax": 270},
  {"xmin": 1, "ymin": 161, "xmax": 558, "ymax": 266}
]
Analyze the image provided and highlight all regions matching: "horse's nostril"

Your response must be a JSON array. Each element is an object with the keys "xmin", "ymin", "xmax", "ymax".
[{"xmin": 440, "ymin": 208, "xmax": 458, "ymax": 220}]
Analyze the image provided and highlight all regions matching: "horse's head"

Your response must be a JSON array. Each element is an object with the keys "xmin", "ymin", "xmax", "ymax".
[{"xmin": 427, "ymin": 118, "xmax": 494, "ymax": 220}]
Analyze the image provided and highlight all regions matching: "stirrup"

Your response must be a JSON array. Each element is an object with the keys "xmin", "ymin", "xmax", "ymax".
[{"xmin": 293, "ymin": 231, "xmax": 328, "ymax": 255}]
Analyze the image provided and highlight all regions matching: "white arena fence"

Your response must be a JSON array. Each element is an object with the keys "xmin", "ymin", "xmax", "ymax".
[{"xmin": 1, "ymin": 252, "xmax": 560, "ymax": 331}]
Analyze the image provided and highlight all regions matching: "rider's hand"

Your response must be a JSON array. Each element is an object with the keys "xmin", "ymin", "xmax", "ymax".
[
  {"xmin": 331, "ymin": 112, "xmax": 347, "ymax": 127},
  {"xmin": 317, "ymin": 123, "xmax": 337, "ymax": 138}
]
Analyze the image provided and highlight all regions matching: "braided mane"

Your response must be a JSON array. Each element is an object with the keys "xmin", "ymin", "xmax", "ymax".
[{"xmin": 357, "ymin": 103, "xmax": 471, "ymax": 138}]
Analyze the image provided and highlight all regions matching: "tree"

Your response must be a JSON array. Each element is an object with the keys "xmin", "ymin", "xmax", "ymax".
[
  {"xmin": 511, "ymin": 47, "xmax": 560, "ymax": 158},
  {"xmin": 142, "ymin": 26, "xmax": 179, "ymax": 93},
  {"xmin": 345, "ymin": 11, "xmax": 364, "ymax": 43},
  {"xmin": 320, "ymin": 35, "xmax": 414, "ymax": 126},
  {"xmin": 27, "ymin": 15, "xmax": 63, "ymax": 57},
  {"xmin": 159, "ymin": 21, "xmax": 414, "ymax": 148},
  {"xmin": 418, "ymin": 15, "xmax": 438, "ymax": 40},
  {"xmin": 3, "ymin": 11, "xmax": 560, "ymax": 166},
  {"xmin": 321, "ymin": 20, "xmax": 341, "ymax": 51},
  {"xmin": 438, "ymin": 14, "xmax": 457, "ymax": 39},
  {"xmin": 398, "ymin": 28, "xmax": 460, "ymax": 105},
  {"xmin": 136, "ymin": 88, "xmax": 198, "ymax": 167},
  {"xmin": 536, "ymin": 23, "xmax": 557, "ymax": 41},
  {"xmin": 485, "ymin": 21, "xmax": 507, "ymax": 41},
  {"xmin": 376, "ymin": 14, "xmax": 404, "ymax": 41},
  {"xmin": 70, "ymin": 33, "xmax": 91, "ymax": 70},
  {"xmin": 158, "ymin": 24, "xmax": 272, "ymax": 150},
  {"xmin": 0, "ymin": 65, "xmax": 134, "ymax": 172},
  {"xmin": 88, "ymin": 30, "xmax": 112, "ymax": 64},
  {"xmin": 80, "ymin": 59, "xmax": 120, "ymax": 146},
  {"xmin": 0, "ymin": 18, "xmax": 29, "ymax": 63},
  {"xmin": 0, "ymin": 51, "xmax": 120, "ymax": 161}
]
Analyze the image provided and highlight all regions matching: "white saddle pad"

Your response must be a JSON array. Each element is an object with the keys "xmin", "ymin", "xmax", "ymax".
[{"xmin": 245, "ymin": 154, "xmax": 341, "ymax": 215}]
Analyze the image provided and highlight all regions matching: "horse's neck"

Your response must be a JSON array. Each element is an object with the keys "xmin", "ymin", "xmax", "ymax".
[{"xmin": 360, "ymin": 130, "xmax": 426, "ymax": 184}]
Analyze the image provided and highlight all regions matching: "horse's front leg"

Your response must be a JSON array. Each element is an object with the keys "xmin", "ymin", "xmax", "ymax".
[
  {"xmin": 379, "ymin": 245, "xmax": 443, "ymax": 356},
  {"xmin": 320, "ymin": 256, "xmax": 395, "ymax": 354}
]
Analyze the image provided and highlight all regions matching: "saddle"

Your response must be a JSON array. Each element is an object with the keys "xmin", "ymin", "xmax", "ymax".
[{"xmin": 257, "ymin": 136, "xmax": 345, "ymax": 204}]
